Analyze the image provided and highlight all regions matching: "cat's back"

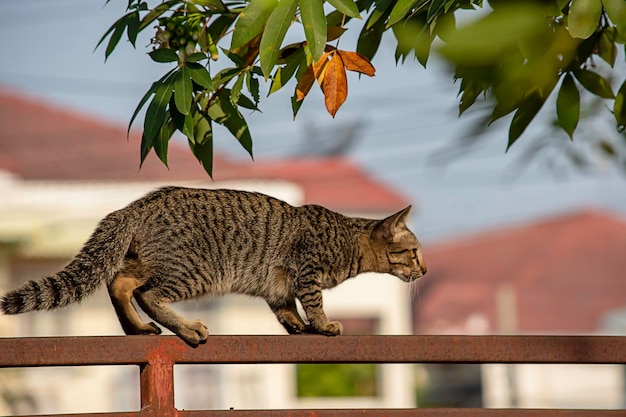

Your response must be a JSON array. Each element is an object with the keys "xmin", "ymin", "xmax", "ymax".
[
  {"xmin": 289, "ymin": 203, "xmax": 364, "ymax": 251},
  {"xmin": 128, "ymin": 187, "xmax": 300, "ymax": 252},
  {"xmin": 134, "ymin": 186, "xmax": 295, "ymax": 225}
]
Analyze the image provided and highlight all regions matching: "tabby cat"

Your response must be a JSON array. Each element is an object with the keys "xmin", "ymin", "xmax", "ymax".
[{"xmin": 0, "ymin": 187, "xmax": 426, "ymax": 346}]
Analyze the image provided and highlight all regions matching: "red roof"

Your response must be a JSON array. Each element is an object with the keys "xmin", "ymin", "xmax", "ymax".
[
  {"xmin": 414, "ymin": 211, "xmax": 626, "ymax": 335},
  {"xmin": 0, "ymin": 87, "xmax": 408, "ymax": 213}
]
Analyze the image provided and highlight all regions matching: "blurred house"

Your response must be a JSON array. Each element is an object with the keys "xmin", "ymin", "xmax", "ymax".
[
  {"xmin": 0, "ymin": 87, "xmax": 414, "ymax": 414},
  {"xmin": 414, "ymin": 211, "xmax": 626, "ymax": 409}
]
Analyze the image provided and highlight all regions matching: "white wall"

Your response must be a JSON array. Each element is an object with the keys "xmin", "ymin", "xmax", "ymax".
[{"xmin": 482, "ymin": 363, "xmax": 625, "ymax": 409}]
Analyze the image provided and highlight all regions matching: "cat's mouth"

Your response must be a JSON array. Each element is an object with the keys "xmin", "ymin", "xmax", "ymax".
[
  {"xmin": 406, "ymin": 270, "xmax": 425, "ymax": 282},
  {"xmin": 393, "ymin": 267, "xmax": 425, "ymax": 282}
]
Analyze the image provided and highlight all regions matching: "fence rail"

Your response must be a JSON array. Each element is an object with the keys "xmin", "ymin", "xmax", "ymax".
[{"xmin": 1, "ymin": 335, "xmax": 625, "ymax": 417}]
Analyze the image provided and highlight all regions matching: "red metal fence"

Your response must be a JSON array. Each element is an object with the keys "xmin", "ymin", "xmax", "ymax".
[{"xmin": 1, "ymin": 335, "xmax": 625, "ymax": 416}]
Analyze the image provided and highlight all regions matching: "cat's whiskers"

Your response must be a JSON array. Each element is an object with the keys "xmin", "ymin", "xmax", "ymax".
[{"xmin": 409, "ymin": 279, "xmax": 421, "ymax": 303}]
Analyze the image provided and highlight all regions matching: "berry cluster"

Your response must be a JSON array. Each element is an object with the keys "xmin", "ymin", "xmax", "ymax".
[{"xmin": 153, "ymin": 16, "xmax": 201, "ymax": 56}]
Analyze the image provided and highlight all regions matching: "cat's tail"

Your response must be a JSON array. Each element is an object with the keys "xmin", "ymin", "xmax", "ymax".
[{"xmin": 0, "ymin": 209, "xmax": 134, "ymax": 314}]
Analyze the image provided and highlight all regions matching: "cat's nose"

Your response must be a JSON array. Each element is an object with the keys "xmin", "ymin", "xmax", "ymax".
[{"xmin": 421, "ymin": 264, "xmax": 427, "ymax": 276}]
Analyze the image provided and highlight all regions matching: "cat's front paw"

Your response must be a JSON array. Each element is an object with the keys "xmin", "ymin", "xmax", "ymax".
[
  {"xmin": 319, "ymin": 321, "xmax": 343, "ymax": 336},
  {"xmin": 179, "ymin": 320, "xmax": 209, "ymax": 347}
]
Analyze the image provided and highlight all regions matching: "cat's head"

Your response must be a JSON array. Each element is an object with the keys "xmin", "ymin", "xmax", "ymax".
[{"xmin": 370, "ymin": 205, "xmax": 427, "ymax": 282}]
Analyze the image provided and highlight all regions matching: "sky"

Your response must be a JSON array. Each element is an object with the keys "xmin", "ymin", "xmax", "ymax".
[{"xmin": 1, "ymin": 0, "xmax": 626, "ymax": 243}]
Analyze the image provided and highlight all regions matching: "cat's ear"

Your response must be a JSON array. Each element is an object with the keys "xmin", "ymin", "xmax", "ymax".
[{"xmin": 372, "ymin": 205, "xmax": 412, "ymax": 242}]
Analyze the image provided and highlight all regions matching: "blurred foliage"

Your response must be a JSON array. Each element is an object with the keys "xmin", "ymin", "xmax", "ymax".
[
  {"xmin": 99, "ymin": 0, "xmax": 626, "ymax": 176},
  {"xmin": 296, "ymin": 364, "xmax": 378, "ymax": 397}
]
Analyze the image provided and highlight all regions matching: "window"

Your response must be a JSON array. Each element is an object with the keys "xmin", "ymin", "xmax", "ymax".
[{"xmin": 295, "ymin": 316, "xmax": 380, "ymax": 398}]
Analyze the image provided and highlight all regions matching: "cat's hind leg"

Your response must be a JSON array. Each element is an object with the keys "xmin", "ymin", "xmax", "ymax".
[
  {"xmin": 268, "ymin": 299, "xmax": 314, "ymax": 334},
  {"xmin": 108, "ymin": 274, "xmax": 162, "ymax": 335},
  {"xmin": 133, "ymin": 283, "xmax": 208, "ymax": 347}
]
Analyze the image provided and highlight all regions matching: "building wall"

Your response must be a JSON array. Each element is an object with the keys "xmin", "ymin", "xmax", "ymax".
[{"xmin": 483, "ymin": 363, "xmax": 624, "ymax": 409}]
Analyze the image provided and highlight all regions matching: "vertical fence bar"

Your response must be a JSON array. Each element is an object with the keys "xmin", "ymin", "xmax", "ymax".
[{"xmin": 140, "ymin": 342, "xmax": 178, "ymax": 417}]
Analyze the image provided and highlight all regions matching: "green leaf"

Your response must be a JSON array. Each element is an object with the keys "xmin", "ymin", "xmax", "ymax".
[
  {"xmin": 106, "ymin": 19, "xmax": 127, "ymax": 60},
  {"xmin": 190, "ymin": 114, "xmax": 214, "ymax": 177},
  {"xmin": 458, "ymin": 78, "xmax": 486, "ymax": 116},
  {"xmin": 185, "ymin": 62, "xmax": 214, "ymax": 89},
  {"xmin": 186, "ymin": 52, "xmax": 209, "ymax": 63},
  {"xmin": 154, "ymin": 115, "xmax": 175, "ymax": 167},
  {"xmin": 291, "ymin": 93, "xmax": 304, "ymax": 119},
  {"xmin": 326, "ymin": 0, "xmax": 362, "ymax": 19},
  {"xmin": 207, "ymin": 13, "xmax": 238, "ymax": 43},
  {"xmin": 212, "ymin": 67, "xmax": 242, "ymax": 88},
  {"xmin": 139, "ymin": 1, "xmax": 180, "ymax": 31},
  {"xmin": 300, "ymin": 0, "xmax": 327, "ymax": 61},
  {"xmin": 507, "ymin": 92, "xmax": 545, "ymax": 151},
  {"xmin": 392, "ymin": 18, "xmax": 433, "ymax": 67},
  {"xmin": 568, "ymin": 0, "xmax": 602, "ymax": 39},
  {"xmin": 358, "ymin": 10, "xmax": 387, "ymax": 60},
  {"xmin": 221, "ymin": 47, "xmax": 247, "ymax": 66},
  {"xmin": 574, "ymin": 69, "xmax": 615, "ymax": 98},
  {"xmin": 259, "ymin": 0, "xmax": 299, "ymax": 79},
  {"xmin": 438, "ymin": 5, "xmax": 548, "ymax": 66},
  {"xmin": 127, "ymin": 11, "xmax": 140, "ymax": 47},
  {"xmin": 291, "ymin": 56, "xmax": 310, "ymax": 119},
  {"xmin": 488, "ymin": 100, "xmax": 518, "ymax": 125},
  {"xmin": 426, "ymin": 0, "xmax": 445, "ymax": 23},
  {"xmin": 174, "ymin": 67, "xmax": 193, "ymax": 115},
  {"xmin": 603, "ymin": 0, "xmax": 626, "ymax": 34},
  {"xmin": 387, "ymin": 0, "xmax": 418, "ymax": 29},
  {"xmin": 193, "ymin": 108, "xmax": 212, "ymax": 144},
  {"xmin": 149, "ymin": 48, "xmax": 179, "ymax": 63},
  {"xmin": 392, "ymin": 20, "xmax": 420, "ymax": 63},
  {"xmin": 366, "ymin": 0, "xmax": 394, "ymax": 30},
  {"xmin": 556, "ymin": 73, "xmax": 580, "ymax": 139},
  {"xmin": 230, "ymin": 74, "xmax": 245, "ymax": 107},
  {"xmin": 613, "ymin": 80, "xmax": 626, "ymax": 130},
  {"xmin": 130, "ymin": 84, "xmax": 158, "ymax": 137},
  {"xmin": 182, "ymin": 113, "xmax": 195, "ymax": 139},
  {"xmin": 193, "ymin": 136, "xmax": 215, "ymax": 178},
  {"xmin": 209, "ymin": 91, "xmax": 254, "ymax": 159},
  {"xmin": 191, "ymin": 0, "xmax": 227, "ymax": 10},
  {"xmin": 96, "ymin": 14, "xmax": 127, "ymax": 57},
  {"xmin": 238, "ymin": 93, "xmax": 260, "ymax": 110},
  {"xmin": 270, "ymin": 47, "xmax": 305, "ymax": 94},
  {"xmin": 128, "ymin": 69, "xmax": 176, "ymax": 136},
  {"xmin": 144, "ymin": 76, "xmax": 175, "ymax": 143},
  {"xmin": 140, "ymin": 131, "xmax": 152, "ymax": 166},
  {"xmin": 598, "ymin": 27, "xmax": 618, "ymax": 67},
  {"xmin": 416, "ymin": 31, "xmax": 435, "ymax": 66},
  {"xmin": 246, "ymin": 71, "xmax": 261, "ymax": 105},
  {"xmin": 169, "ymin": 96, "xmax": 186, "ymax": 130},
  {"xmin": 231, "ymin": 0, "xmax": 278, "ymax": 51}
]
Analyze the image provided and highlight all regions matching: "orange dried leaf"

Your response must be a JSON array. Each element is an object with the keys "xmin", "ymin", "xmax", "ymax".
[
  {"xmin": 337, "ymin": 50, "xmax": 376, "ymax": 77},
  {"xmin": 295, "ymin": 64, "xmax": 315, "ymax": 102},
  {"xmin": 321, "ymin": 52, "xmax": 348, "ymax": 117},
  {"xmin": 313, "ymin": 50, "xmax": 333, "ymax": 86}
]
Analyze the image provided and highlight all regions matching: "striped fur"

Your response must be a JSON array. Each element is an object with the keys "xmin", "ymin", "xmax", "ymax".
[{"xmin": 0, "ymin": 186, "xmax": 426, "ymax": 346}]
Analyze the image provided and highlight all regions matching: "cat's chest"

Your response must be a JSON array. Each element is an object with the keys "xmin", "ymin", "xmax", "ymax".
[{"xmin": 317, "ymin": 254, "xmax": 357, "ymax": 289}]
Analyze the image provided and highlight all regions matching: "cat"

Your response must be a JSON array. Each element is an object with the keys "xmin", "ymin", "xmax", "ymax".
[{"xmin": 0, "ymin": 186, "xmax": 427, "ymax": 347}]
